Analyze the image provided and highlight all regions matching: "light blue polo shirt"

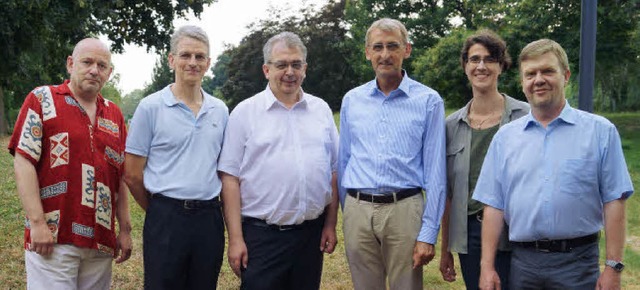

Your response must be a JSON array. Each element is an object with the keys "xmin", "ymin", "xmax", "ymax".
[{"xmin": 126, "ymin": 85, "xmax": 228, "ymax": 200}]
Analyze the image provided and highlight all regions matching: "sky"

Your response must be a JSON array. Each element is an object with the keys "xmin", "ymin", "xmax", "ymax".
[{"xmin": 108, "ymin": 0, "xmax": 328, "ymax": 95}]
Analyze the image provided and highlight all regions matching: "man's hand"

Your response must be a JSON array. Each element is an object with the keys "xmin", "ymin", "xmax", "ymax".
[
  {"xmin": 320, "ymin": 224, "xmax": 337, "ymax": 254},
  {"xmin": 479, "ymin": 267, "xmax": 501, "ymax": 290},
  {"xmin": 439, "ymin": 251, "xmax": 456, "ymax": 282},
  {"xmin": 115, "ymin": 231, "xmax": 132, "ymax": 263},
  {"xmin": 29, "ymin": 222, "xmax": 54, "ymax": 256},
  {"xmin": 228, "ymin": 239, "xmax": 248, "ymax": 277},
  {"xmin": 412, "ymin": 241, "xmax": 435, "ymax": 269},
  {"xmin": 596, "ymin": 266, "xmax": 621, "ymax": 290}
]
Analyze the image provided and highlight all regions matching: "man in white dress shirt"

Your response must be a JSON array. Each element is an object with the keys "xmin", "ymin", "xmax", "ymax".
[{"xmin": 218, "ymin": 31, "xmax": 339, "ymax": 290}]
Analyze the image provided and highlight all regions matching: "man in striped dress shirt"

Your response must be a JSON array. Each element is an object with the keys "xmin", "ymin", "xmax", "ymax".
[{"xmin": 338, "ymin": 18, "xmax": 446, "ymax": 290}]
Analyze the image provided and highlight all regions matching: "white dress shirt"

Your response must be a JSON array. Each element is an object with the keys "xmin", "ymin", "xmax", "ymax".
[{"xmin": 218, "ymin": 86, "xmax": 339, "ymax": 225}]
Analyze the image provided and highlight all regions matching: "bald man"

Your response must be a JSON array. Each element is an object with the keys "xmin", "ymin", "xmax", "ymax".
[{"xmin": 8, "ymin": 38, "xmax": 132, "ymax": 290}]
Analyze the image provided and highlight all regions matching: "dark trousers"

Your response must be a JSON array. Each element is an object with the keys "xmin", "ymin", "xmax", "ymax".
[
  {"xmin": 143, "ymin": 195, "xmax": 225, "ymax": 290},
  {"xmin": 458, "ymin": 214, "xmax": 511, "ymax": 290},
  {"xmin": 240, "ymin": 217, "xmax": 325, "ymax": 290},
  {"xmin": 510, "ymin": 242, "xmax": 599, "ymax": 289}
]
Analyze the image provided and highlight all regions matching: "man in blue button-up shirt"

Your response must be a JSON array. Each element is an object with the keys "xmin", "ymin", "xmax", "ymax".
[
  {"xmin": 474, "ymin": 39, "xmax": 633, "ymax": 290},
  {"xmin": 338, "ymin": 18, "xmax": 446, "ymax": 290}
]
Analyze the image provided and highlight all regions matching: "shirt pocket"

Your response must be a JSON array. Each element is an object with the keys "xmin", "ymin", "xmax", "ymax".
[
  {"xmin": 446, "ymin": 145, "xmax": 464, "ymax": 196},
  {"xmin": 558, "ymin": 158, "xmax": 598, "ymax": 198},
  {"xmin": 389, "ymin": 123, "xmax": 423, "ymax": 158}
]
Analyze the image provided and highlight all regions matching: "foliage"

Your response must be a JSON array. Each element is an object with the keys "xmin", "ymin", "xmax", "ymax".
[
  {"xmin": 344, "ymin": 0, "xmax": 459, "ymax": 84},
  {"xmin": 142, "ymin": 56, "xmax": 174, "ymax": 98},
  {"xmin": 101, "ymin": 74, "xmax": 123, "ymax": 108},
  {"xmin": 409, "ymin": 0, "xmax": 640, "ymax": 110},
  {"xmin": 413, "ymin": 28, "xmax": 471, "ymax": 108},
  {"xmin": 121, "ymin": 89, "xmax": 146, "ymax": 121},
  {"xmin": 210, "ymin": 0, "xmax": 355, "ymax": 111},
  {"xmin": 0, "ymin": 0, "xmax": 216, "ymax": 135}
]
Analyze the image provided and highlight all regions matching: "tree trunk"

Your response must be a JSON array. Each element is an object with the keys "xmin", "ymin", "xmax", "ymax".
[{"xmin": 0, "ymin": 85, "xmax": 7, "ymax": 136}]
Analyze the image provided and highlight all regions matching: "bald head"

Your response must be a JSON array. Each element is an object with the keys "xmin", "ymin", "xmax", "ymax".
[
  {"xmin": 66, "ymin": 38, "xmax": 113, "ymax": 99},
  {"xmin": 72, "ymin": 38, "xmax": 112, "ymax": 61}
]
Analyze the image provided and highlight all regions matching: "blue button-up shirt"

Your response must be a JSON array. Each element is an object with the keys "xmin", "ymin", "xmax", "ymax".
[
  {"xmin": 473, "ymin": 102, "xmax": 634, "ymax": 242},
  {"xmin": 338, "ymin": 73, "xmax": 447, "ymax": 244},
  {"xmin": 126, "ymin": 85, "xmax": 229, "ymax": 200}
]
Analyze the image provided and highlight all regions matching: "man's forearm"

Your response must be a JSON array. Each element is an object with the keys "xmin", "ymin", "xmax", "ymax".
[
  {"xmin": 116, "ymin": 179, "xmax": 132, "ymax": 233},
  {"xmin": 324, "ymin": 172, "xmax": 339, "ymax": 227},
  {"xmin": 220, "ymin": 173, "xmax": 244, "ymax": 242},
  {"xmin": 14, "ymin": 154, "xmax": 45, "ymax": 224},
  {"xmin": 480, "ymin": 206, "xmax": 504, "ymax": 269},
  {"xmin": 604, "ymin": 199, "xmax": 626, "ymax": 262}
]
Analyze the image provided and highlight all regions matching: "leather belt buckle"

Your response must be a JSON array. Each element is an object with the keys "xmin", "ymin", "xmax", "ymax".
[
  {"xmin": 183, "ymin": 200, "xmax": 196, "ymax": 210},
  {"xmin": 535, "ymin": 239, "xmax": 552, "ymax": 252},
  {"xmin": 276, "ymin": 224, "xmax": 296, "ymax": 231},
  {"xmin": 476, "ymin": 210, "xmax": 483, "ymax": 222}
]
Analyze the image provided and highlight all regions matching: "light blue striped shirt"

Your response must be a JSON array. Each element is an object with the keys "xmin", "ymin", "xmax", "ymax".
[
  {"xmin": 473, "ymin": 102, "xmax": 634, "ymax": 242},
  {"xmin": 338, "ymin": 73, "xmax": 447, "ymax": 244}
]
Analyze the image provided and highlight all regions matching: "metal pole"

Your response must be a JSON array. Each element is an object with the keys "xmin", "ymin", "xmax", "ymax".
[{"xmin": 578, "ymin": 0, "xmax": 597, "ymax": 112}]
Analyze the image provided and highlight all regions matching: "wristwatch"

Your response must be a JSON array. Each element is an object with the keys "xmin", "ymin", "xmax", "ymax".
[{"xmin": 605, "ymin": 260, "xmax": 625, "ymax": 272}]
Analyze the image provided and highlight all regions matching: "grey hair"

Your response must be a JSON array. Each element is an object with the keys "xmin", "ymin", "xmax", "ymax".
[
  {"xmin": 263, "ymin": 31, "xmax": 307, "ymax": 64},
  {"xmin": 365, "ymin": 18, "xmax": 409, "ymax": 46},
  {"xmin": 170, "ymin": 25, "xmax": 210, "ymax": 55}
]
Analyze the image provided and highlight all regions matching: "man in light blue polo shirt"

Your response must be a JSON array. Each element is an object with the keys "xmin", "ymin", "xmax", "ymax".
[
  {"xmin": 124, "ymin": 25, "xmax": 228, "ymax": 289},
  {"xmin": 474, "ymin": 39, "xmax": 633, "ymax": 289}
]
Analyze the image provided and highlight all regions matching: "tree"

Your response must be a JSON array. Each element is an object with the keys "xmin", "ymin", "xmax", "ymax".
[
  {"xmin": 121, "ymin": 89, "xmax": 146, "ymax": 121},
  {"xmin": 344, "ymin": 0, "xmax": 458, "ymax": 83},
  {"xmin": 101, "ymin": 74, "xmax": 124, "ymax": 107},
  {"xmin": 0, "ymin": 0, "xmax": 215, "ymax": 135},
  {"xmin": 214, "ymin": 0, "xmax": 355, "ymax": 111},
  {"xmin": 410, "ymin": 0, "xmax": 640, "ymax": 110},
  {"xmin": 142, "ymin": 56, "xmax": 174, "ymax": 98}
]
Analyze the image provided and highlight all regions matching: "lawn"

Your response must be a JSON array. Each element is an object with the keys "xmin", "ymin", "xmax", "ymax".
[{"xmin": 1, "ymin": 112, "xmax": 640, "ymax": 289}]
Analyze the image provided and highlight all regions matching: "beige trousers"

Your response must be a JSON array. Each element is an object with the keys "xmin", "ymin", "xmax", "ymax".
[
  {"xmin": 25, "ymin": 244, "xmax": 113, "ymax": 290},
  {"xmin": 343, "ymin": 193, "xmax": 424, "ymax": 290}
]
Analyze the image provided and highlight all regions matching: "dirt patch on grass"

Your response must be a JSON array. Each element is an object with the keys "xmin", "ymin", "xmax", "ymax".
[{"xmin": 627, "ymin": 235, "xmax": 640, "ymax": 252}]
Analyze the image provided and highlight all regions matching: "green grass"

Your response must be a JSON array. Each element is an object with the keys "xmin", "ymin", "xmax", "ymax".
[{"xmin": 1, "ymin": 111, "xmax": 639, "ymax": 289}]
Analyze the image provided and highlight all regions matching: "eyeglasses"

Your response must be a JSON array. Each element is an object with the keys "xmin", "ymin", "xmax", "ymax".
[
  {"xmin": 369, "ymin": 42, "xmax": 402, "ymax": 52},
  {"xmin": 267, "ymin": 61, "xmax": 306, "ymax": 71},
  {"xmin": 468, "ymin": 56, "xmax": 498, "ymax": 64}
]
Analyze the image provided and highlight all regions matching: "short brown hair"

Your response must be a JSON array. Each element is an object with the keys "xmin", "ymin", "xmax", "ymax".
[{"xmin": 460, "ymin": 29, "xmax": 511, "ymax": 72}]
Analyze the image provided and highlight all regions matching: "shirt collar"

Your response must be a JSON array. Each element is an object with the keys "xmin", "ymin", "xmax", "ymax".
[
  {"xmin": 263, "ymin": 84, "xmax": 308, "ymax": 111},
  {"xmin": 161, "ymin": 84, "xmax": 216, "ymax": 110},
  {"xmin": 523, "ymin": 100, "xmax": 576, "ymax": 130},
  {"xmin": 60, "ymin": 79, "xmax": 108, "ymax": 109},
  {"xmin": 368, "ymin": 70, "xmax": 411, "ymax": 98}
]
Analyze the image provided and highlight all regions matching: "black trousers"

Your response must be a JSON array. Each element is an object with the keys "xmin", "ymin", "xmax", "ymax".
[
  {"xmin": 240, "ymin": 217, "xmax": 325, "ymax": 290},
  {"xmin": 458, "ymin": 214, "xmax": 511, "ymax": 290},
  {"xmin": 143, "ymin": 195, "xmax": 225, "ymax": 290}
]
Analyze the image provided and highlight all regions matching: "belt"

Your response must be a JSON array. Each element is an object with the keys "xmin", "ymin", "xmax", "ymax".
[
  {"xmin": 511, "ymin": 233, "xmax": 599, "ymax": 253},
  {"xmin": 242, "ymin": 215, "xmax": 324, "ymax": 231},
  {"xmin": 152, "ymin": 194, "xmax": 221, "ymax": 210},
  {"xmin": 347, "ymin": 188, "xmax": 422, "ymax": 204},
  {"xmin": 468, "ymin": 210, "xmax": 483, "ymax": 222}
]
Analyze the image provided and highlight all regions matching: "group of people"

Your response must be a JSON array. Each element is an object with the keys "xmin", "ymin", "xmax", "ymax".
[{"xmin": 8, "ymin": 16, "xmax": 633, "ymax": 290}]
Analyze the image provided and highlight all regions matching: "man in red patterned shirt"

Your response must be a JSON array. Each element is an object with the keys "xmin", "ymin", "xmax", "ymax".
[{"xmin": 8, "ymin": 38, "xmax": 132, "ymax": 289}]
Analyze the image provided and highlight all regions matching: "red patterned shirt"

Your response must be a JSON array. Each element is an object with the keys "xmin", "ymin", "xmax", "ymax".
[{"xmin": 8, "ymin": 80, "xmax": 126, "ymax": 256}]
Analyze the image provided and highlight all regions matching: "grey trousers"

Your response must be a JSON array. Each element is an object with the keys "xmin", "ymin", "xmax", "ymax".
[{"xmin": 510, "ymin": 241, "xmax": 599, "ymax": 289}]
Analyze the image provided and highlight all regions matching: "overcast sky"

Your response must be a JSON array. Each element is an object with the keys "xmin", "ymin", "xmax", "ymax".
[{"xmin": 107, "ymin": 0, "xmax": 328, "ymax": 95}]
